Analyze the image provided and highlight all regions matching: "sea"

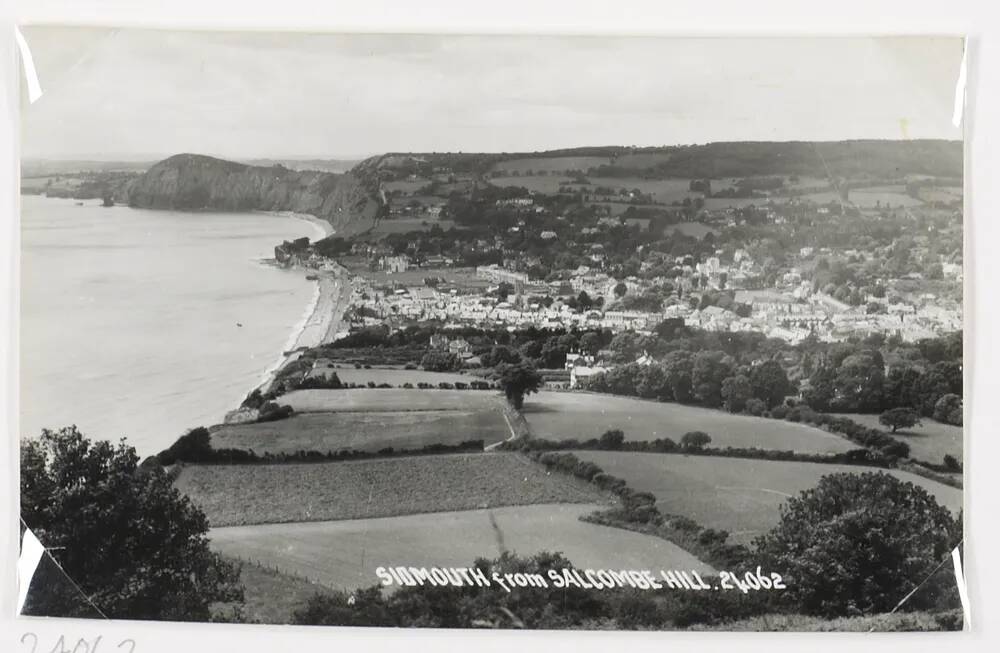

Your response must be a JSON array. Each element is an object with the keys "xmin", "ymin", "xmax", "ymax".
[{"xmin": 19, "ymin": 194, "xmax": 323, "ymax": 457}]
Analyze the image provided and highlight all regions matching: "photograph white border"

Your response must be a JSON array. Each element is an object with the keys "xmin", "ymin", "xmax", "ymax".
[{"xmin": 2, "ymin": 2, "xmax": 998, "ymax": 652}]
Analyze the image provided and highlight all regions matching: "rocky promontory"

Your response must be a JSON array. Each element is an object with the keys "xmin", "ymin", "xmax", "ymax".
[{"xmin": 123, "ymin": 153, "xmax": 382, "ymax": 235}]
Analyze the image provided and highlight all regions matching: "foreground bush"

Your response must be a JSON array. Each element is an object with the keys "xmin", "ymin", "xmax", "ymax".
[
  {"xmin": 755, "ymin": 472, "xmax": 961, "ymax": 618},
  {"xmin": 21, "ymin": 427, "xmax": 242, "ymax": 620}
]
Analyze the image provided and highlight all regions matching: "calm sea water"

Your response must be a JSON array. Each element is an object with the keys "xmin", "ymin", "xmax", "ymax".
[{"xmin": 20, "ymin": 195, "xmax": 321, "ymax": 457}]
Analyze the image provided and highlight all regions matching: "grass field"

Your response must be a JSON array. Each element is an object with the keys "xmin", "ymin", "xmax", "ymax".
[
  {"xmin": 488, "ymin": 175, "xmax": 569, "ymax": 194},
  {"xmin": 588, "ymin": 177, "xmax": 701, "ymax": 203},
  {"xmin": 214, "ymin": 557, "xmax": 332, "ymax": 624},
  {"xmin": 848, "ymin": 190, "xmax": 924, "ymax": 208},
  {"xmin": 523, "ymin": 391, "xmax": 859, "ymax": 455},
  {"xmin": 831, "ymin": 413, "xmax": 963, "ymax": 464},
  {"xmin": 491, "ymin": 156, "xmax": 611, "ymax": 174},
  {"xmin": 572, "ymin": 451, "xmax": 963, "ymax": 545},
  {"xmin": 327, "ymin": 367, "xmax": 481, "ymax": 387},
  {"xmin": 281, "ymin": 388, "xmax": 500, "ymax": 413},
  {"xmin": 175, "ymin": 452, "xmax": 608, "ymax": 527},
  {"xmin": 209, "ymin": 503, "xmax": 713, "ymax": 592},
  {"xmin": 210, "ymin": 408, "xmax": 510, "ymax": 455},
  {"xmin": 702, "ymin": 197, "xmax": 771, "ymax": 210}
]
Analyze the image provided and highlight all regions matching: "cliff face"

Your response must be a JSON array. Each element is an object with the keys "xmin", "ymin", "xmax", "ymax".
[{"xmin": 124, "ymin": 153, "xmax": 381, "ymax": 235}]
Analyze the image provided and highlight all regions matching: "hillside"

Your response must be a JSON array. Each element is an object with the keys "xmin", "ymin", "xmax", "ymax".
[
  {"xmin": 125, "ymin": 153, "xmax": 382, "ymax": 235},
  {"xmin": 353, "ymin": 139, "xmax": 963, "ymax": 182}
]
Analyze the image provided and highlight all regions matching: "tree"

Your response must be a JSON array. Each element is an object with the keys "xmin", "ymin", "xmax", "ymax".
[
  {"xmin": 599, "ymin": 429, "xmax": 626, "ymax": 450},
  {"xmin": 879, "ymin": 407, "xmax": 922, "ymax": 433},
  {"xmin": 933, "ymin": 393, "xmax": 963, "ymax": 426},
  {"xmin": 720, "ymin": 375, "xmax": 752, "ymax": 413},
  {"xmin": 421, "ymin": 351, "xmax": 463, "ymax": 372},
  {"xmin": 613, "ymin": 282, "xmax": 628, "ymax": 298},
  {"xmin": 20, "ymin": 427, "xmax": 242, "ymax": 620},
  {"xmin": 494, "ymin": 361, "xmax": 544, "ymax": 409},
  {"xmin": 479, "ymin": 345, "xmax": 521, "ymax": 368},
  {"xmin": 755, "ymin": 472, "xmax": 960, "ymax": 617},
  {"xmin": 748, "ymin": 360, "xmax": 792, "ymax": 409},
  {"xmin": 680, "ymin": 431, "xmax": 712, "ymax": 451},
  {"xmin": 579, "ymin": 332, "xmax": 602, "ymax": 356},
  {"xmin": 692, "ymin": 351, "xmax": 735, "ymax": 408}
]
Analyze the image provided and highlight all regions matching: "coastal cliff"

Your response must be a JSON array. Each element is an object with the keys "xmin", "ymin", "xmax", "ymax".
[{"xmin": 124, "ymin": 153, "xmax": 382, "ymax": 235}]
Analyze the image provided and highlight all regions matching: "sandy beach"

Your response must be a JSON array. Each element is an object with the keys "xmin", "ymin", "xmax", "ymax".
[{"xmin": 253, "ymin": 211, "xmax": 352, "ymax": 395}]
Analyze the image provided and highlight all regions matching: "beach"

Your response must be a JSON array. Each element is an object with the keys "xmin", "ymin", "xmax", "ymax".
[{"xmin": 255, "ymin": 211, "xmax": 353, "ymax": 395}]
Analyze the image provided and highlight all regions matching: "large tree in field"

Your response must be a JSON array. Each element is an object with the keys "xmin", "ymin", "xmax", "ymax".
[
  {"xmin": 755, "ymin": 472, "xmax": 960, "ymax": 618},
  {"xmin": 879, "ymin": 407, "xmax": 922, "ymax": 433},
  {"xmin": 20, "ymin": 426, "xmax": 243, "ymax": 620},
  {"xmin": 494, "ymin": 361, "xmax": 543, "ymax": 409}
]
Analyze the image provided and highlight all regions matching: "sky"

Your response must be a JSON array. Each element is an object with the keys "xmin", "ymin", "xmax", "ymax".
[{"xmin": 19, "ymin": 28, "xmax": 964, "ymax": 160}]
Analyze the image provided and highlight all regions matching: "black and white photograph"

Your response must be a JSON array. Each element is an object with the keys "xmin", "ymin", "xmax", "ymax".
[{"xmin": 14, "ymin": 28, "xmax": 968, "ymax": 633}]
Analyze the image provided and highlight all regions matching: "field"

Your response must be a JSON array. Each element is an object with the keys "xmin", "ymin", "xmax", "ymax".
[
  {"xmin": 383, "ymin": 178, "xmax": 430, "ymax": 194},
  {"xmin": 215, "ymin": 557, "xmax": 333, "ymax": 624},
  {"xmin": 281, "ymin": 387, "xmax": 499, "ymax": 413},
  {"xmin": 209, "ymin": 503, "xmax": 713, "ymax": 592},
  {"xmin": 175, "ymin": 452, "xmax": 609, "ymax": 526},
  {"xmin": 572, "ymin": 451, "xmax": 963, "ymax": 545},
  {"xmin": 610, "ymin": 152, "xmax": 673, "ymax": 169},
  {"xmin": 702, "ymin": 197, "xmax": 771, "ymax": 210},
  {"xmin": 327, "ymin": 367, "xmax": 480, "ymax": 386},
  {"xmin": 488, "ymin": 175, "xmax": 569, "ymax": 194},
  {"xmin": 588, "ymin": 177, "xmax": 702, "ymax": 203},
  {"xmin": 491, "ymin": 156, "xmax": 611, "ymax": 174},
  {"xmin": 523, "ymin": 391, "xmax": 858, "ymax": 455},
  {"xmin": 210, "ymin": 408, "xmax": 510, "ymax": 455},
  {"xmin": 831, "ymin": 413, "xmax": 963, "ymax": 464},
  {"xmin": 848, "ymin": 189, "xmax": 924, "ymax": 208}
]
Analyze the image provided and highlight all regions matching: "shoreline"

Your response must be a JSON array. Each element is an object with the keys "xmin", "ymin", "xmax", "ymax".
[{"xmin": 249, "ymin": 211, "xmax": 352, "ymax": 399}]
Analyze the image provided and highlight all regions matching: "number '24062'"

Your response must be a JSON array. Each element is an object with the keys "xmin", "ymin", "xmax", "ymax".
[{"xmin": 20, "ymin": 633, "xmax": 135, "ymax": 653}]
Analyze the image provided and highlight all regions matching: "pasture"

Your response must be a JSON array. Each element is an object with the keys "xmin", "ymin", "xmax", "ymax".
[
  {"xmin": 702, "ymin": 197, "xmax": 771, "ymax": 210},
  {"xmin": 328, "ymin": 367, "xmax": 480, "ymax": 387},
  {"xmin": 522, "ymin": 391, "xmax": 858, "ymax": 455},
  {"xmin": 281, "ymin": 387, "xmax": 499, "ymax": 413},
  {"xmin": 572, "ymin": 451, "xmax": 963, "ymax": 545},
  {"xmin": 488, "ymin": 175, "xmax": 569, "ymax": 194},
  {"xmin": 831, "ymin": 413, "xmax": 963, "ymax": 464},
  {"xmin": 175, "ymin": 452, "xmax": 608, "ymax": 526},
  {"xmin": 848, "ymin": 190, "xmax": 924, "ymax": 208},
  {"xmin": 588, "ymin": 177, "xmax": 702, "ymax": 203},
  {"xmin": 209, "ymin": 503, "xmax": 713, "ymax": 592},
  {"xmin": 210, "ymin": 408, "xmax": 510, "ymax": 455},
  {"xmin": 219, "ymin": 557, "xmax": 333, "ymax": 624},
  {"xmin": 491, "ymin": 156, "xmax": 611, "ymax": 174}
]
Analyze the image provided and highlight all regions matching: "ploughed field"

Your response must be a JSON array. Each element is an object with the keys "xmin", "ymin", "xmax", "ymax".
[
  {"xmin": 831, "ymin": 413, "xmax": 963, "ymax": 464},
  {"xmin": 523, "ymin": 391, "xmax": 859, "ymax": 455},
  {"xmin": 175, "ymin": 452, "xmax": 609, "ymax": 527},
  {"xmin": 573, "ymin": 451, "xmax": 963, "ymax": 546},
  {"xmin": 211, "ymin": 408, "xmax": 509, "ymax": 455},
  {"xmin": 209, "ymin": 503, "xmax": 714, "ymax": 592}
]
